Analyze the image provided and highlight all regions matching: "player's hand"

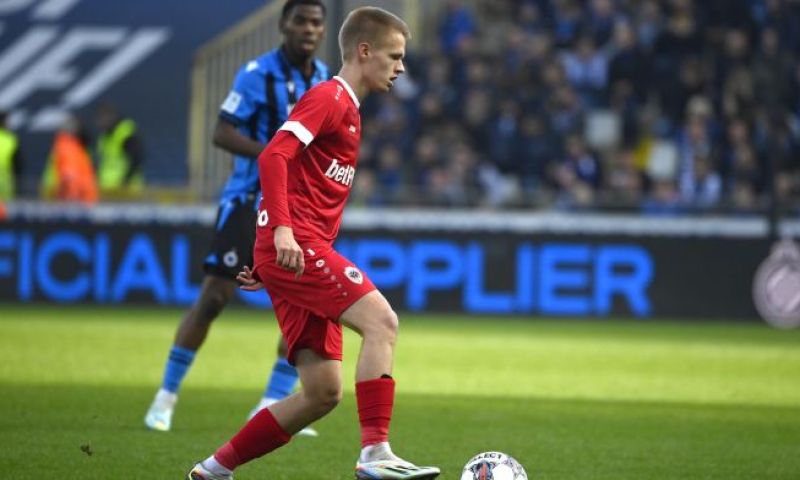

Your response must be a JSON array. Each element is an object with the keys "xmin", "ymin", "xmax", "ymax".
[
  {"xmin": 236, "ymin": 265, "xmax": 263, "ymax": 291},
  {"xmin": 274, "ymin": 226, "xmax": 305, "ymax": 279}
]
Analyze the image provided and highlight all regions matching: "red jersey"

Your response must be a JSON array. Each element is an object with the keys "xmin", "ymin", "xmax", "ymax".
[{"xmin": 255, "ymin": 76, "xmax": 361, "ymax": 255}]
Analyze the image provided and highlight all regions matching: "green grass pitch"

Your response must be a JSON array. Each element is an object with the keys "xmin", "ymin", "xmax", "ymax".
[{"xmin": 1, "ymin": 305, "xmax": 799, "ymax": 479}]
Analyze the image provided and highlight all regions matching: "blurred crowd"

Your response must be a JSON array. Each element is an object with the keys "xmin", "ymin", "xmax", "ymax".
[
  {"xmin": 353, "ymin": 0, "xmax": 800, "ymax": 214},
  {"xmin": 0, "ymin": 103, "xmax": 144, "ymax": 207}
]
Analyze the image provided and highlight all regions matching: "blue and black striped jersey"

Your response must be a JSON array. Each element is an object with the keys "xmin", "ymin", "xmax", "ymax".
[{"xmin": 217, "ymin": 47, "xmax": 329, "ymax": 202}]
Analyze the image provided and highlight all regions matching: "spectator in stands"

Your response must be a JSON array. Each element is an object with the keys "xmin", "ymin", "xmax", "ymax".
[
  {"xmin": 350, "ymin": 169, "xmax": 381, "ymax": 207},
  {"xmin": 642, "ymin": 179, "xmax": 681, "ymax": 215},
  {"xmin": 438, "ymin": 0, "xmax": 477, "ymax": 55},
  {"xmin": 727, "ymin": 144, "xmax": 763, "ymax": 213},
  {"xmin": 0, "ymin": 111, "xmax": 22, "ymax": 202},
  {"xmin": 759, "ymin": 0, "xmax": 800, "ymax": 53},
  {"xmin": 758, "ymin": 110, "xmax": 800, "ymax": 203},
  {"xmin": 550, "ymin": 0, "xmax": 583, "ymax": 47},
  {"xmin": 428, "ymin": 141, "xmax": 480, "ymax": 207},
  {"xmin": 94, "ymin": 102, "xmax": 144, "ymax": 197},
  {"xmin": 680, "ymin": 153, "xmax": 723, "ymax": 209},
  {"xmin": 41, "ymin": 114, "xmax": 98, "ymax": 204},
  {"xmin": 720, "ymin": 116, "xmax": 754, "ymax": 178},
  {"xmin": 409, "ymin": 134, "xmax": 443, "ymax": 192},
  {"xmin": 374, "ymin": 144, "xmax": 405, "ymax": 201},
  {"xmin": 549, "ymin": 133, "xmax": 602, "ymax": 208},
  {"xmin": 751, "ymin": 26, "xmax": 794, "ymax": 110},
  {"xmin": 585, "ymin": 0, "xmax": 623, "ymax": 46},
  {"xmin": 354, "ymin": 0, "xmax": 800, "ymax": 212},
  {"xmin": 605, "ymin": 148, "xmax": 650, "ymax": 207},
  {"xmin": 517, "ymin": 1, "xmax": 548, "ymax": 35},
  {"xmin": 489, "ymin": 98, "xmax": 521, "ymax": 174},
  {"xmin": 660, "ymin": 57, "xmax": 709, "ymax": 130},
  {"xmin": 634, "ymin": 0, "xmax": 663, "ymax": 53},
  {"xmin": 676, "ymin": 97, "xmax": 717, "ymax": 193},
  {"xmin": 608, "ymin": 20, "xmax": 649, "ymax": 105},
  {"xmin": 547, "ymin": 84, "xmax": 583, "ymax": 138},
  {"xmin": 460, "ymin": 87, "xmax": 493, "ymax": 154},
  {"xmin": 560, "ymin": 33, "xmax": 609, "ymax": 107},
  {"xmin": 515, "ymin": 114, "xmax": 555, "ymax": 195}
]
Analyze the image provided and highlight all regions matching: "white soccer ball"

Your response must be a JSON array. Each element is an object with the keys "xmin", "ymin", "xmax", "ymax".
[{"xmin": 460, "ymin": 451, "xmax": 528, "ymax": 480}]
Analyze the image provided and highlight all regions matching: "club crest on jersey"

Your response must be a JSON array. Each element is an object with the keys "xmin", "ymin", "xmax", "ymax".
[
  {"xmin": 344, "ymin": 266, "xmax": 363, "ymax": 285},
  {"xmin": 324, "ymin": 159, "xmax": 355, "ymax": 187},
  {"xmin": 223, "ymin": 249, "xmax": 239, "ymax": 268}
]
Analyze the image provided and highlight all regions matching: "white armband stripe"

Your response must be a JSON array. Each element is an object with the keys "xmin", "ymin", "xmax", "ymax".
[{"xmin": 279, "ymin": 121, "xmax": 314, "ymax": 146}]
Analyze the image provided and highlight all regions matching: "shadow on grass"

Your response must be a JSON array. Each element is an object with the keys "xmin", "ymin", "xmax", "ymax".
[{"xmin": 0, "ymin": 383, "xmax": 799, "ymax": 479}]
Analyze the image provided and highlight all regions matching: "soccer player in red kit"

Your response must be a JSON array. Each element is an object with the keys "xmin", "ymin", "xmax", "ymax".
[{"xmin": 187, "ymin": 7, "xmax": 440, "ymax": 480}]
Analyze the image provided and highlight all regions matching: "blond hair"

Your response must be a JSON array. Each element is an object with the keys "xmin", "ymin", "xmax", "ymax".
[{"xmin": 338, "ymin": 6, "xmax": 411, "ymax": 61}]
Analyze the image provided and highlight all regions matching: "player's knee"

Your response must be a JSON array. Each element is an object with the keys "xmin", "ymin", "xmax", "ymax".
[
  {"xmin": 371, "ymin": 307, "xmax": 399, "ymax": 345},
  {"xmin": 305, "ymin": 384, "xmax": 342, "ymax": 415},
  {"xmin": 194, "ymin": 289, "xmax": 231, "ymax": 322},
  {"xmin": 277, "ymin": 337, "xmax": 289, "ymax": 357}
]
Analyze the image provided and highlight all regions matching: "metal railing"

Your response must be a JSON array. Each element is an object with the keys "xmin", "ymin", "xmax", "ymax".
[
  {"xmin": 187, "ymin": 0, "xmax": 441, "ymax": 200},
  {"xmin": 187, "ymin": 1, "xmax": 285, "ymax": 200}
]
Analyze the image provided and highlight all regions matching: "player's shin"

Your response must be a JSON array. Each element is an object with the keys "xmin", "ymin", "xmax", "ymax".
[
  {"xmin": 356, "ymin": 375, "xmax": 395, "ymax": 448},
  {"xmin": 212, "ymin": 407, "xmax": 291, "ymax": 471}
]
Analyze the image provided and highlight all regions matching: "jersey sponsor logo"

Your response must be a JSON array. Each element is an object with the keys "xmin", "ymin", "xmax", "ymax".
[
  {"xmin": 348, "ymin": 125, "xmax": 356, "ymax": 134},
  {"xmin": 324, "ymin": 158, "xmax": 355, "ymax": 187},
  {"xmin": 221, "ymin": 90, "xmax": 243, "ymax": 114},
  {"xmin": 344, "ymin": 266, "xmax": 363, "ymax": 285},
  {"xmin": 257, "ymin": 209, "xmax": 268, "ymax": 227}
]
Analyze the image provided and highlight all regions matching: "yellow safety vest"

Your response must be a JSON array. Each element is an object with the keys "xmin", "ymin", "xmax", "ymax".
[
  {"xmin": 97, "ymin": 119, "xmax": 143, "ymax": 192},
  {"xmin": 0, "ymin": 128, "xmax": 19, "ymax": 201}
]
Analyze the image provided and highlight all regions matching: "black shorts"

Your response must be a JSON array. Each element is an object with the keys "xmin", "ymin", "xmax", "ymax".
[{"xmin": 203, "ymin": 193, "xmax": 257, "ymax": 279}]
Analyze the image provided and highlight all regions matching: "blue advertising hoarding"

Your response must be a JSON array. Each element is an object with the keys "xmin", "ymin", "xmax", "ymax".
[{"xmin": 0, "ymin": 211, "xmax": 769, "ymax": 319}]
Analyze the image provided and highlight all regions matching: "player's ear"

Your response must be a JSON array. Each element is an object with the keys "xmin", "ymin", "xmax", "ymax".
[{"xmin": 357, "ymin": 42, "xmax": 370, "ymax": 60}]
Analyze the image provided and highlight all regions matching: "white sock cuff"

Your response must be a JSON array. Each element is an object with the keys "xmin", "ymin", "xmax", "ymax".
[{"xmin": 203, "ymin": 456, "xmax": 233, "ymax": 477}]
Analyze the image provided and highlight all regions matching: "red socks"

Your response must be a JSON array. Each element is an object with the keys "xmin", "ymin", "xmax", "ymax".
[
  {"xmin": 214, "ymin": 407, "xmax": 291, "ymax": 470},
  {"xmin": 356, "ymin": 376, "xmax": 395, "ymax": 447},
  {"xmin": 213, "ymin": 377, "xmax": 395, "ymax": 469}
]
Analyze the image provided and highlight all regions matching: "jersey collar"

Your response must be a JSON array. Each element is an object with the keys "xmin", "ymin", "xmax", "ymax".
[{"xmin": 333, "ymin": 76, "xmax": 360, "ymax": 109}]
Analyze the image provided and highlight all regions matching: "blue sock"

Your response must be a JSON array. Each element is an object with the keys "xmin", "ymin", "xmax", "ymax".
[
  {"xmin": 264, "ymin": 357, "xmax": 299, "ymax": 400},
  {"xmin": 161, "ymin": 345, "xmax": 196, "ymax": 394}
]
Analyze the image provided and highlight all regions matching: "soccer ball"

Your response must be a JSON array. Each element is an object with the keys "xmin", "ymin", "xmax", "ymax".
[{"xmin": 460, "ymin": 451, "xmax": 528, "ymax": 480}]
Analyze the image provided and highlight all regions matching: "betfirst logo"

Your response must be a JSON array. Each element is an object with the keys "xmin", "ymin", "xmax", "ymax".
[{"xmin": 324, "ymin": 158, "xmax": 355, "ymax": 187}]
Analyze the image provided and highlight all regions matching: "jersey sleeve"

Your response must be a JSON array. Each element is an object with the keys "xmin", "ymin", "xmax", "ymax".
[
  {"xmin": 219, "ymin": 61, "xmax": 262, "ymax": 125},
  {"xmin": 277, "ymin": 85, "xmax": 343, "ymax": 146}
]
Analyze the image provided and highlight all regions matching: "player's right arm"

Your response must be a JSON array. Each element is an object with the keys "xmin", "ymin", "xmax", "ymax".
[
  {"xmin": 213, "ymin": 120, "xmax": 264, "ymax": 158},
  {"xmin": 258, "ymin": 84, "xmax": 342, "ymax": 278},
  {"xmin": 215, "ymin": 61, "xmax": 267, "ymax": 159},
  {"xmin": 258, "ymin": 131, "xmax": 306, "ymax": 278}
]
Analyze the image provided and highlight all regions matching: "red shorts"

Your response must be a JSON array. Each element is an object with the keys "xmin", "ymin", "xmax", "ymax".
[{"xmin": 255, "ymin": 245, "xmax": 376, "ymax": 365}]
